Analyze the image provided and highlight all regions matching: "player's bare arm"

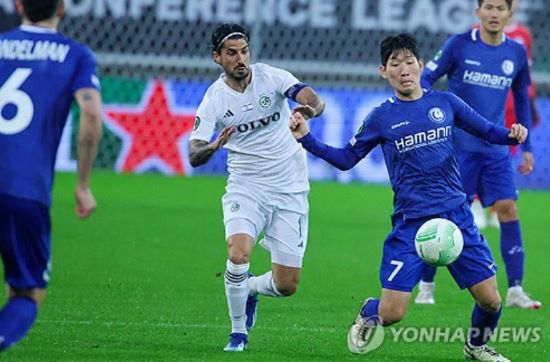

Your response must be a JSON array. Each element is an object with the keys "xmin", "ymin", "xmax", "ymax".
[
  {"xmin": 75, "ymin": 88, "xmax": 103, "ymax": 219},
  {"xmin": 292, "ymin": 87, "xmax": 325, "ymax": 120},
  {"xmin": 189, "ymin": 126, "xmax": 236, "ymax": 167}
]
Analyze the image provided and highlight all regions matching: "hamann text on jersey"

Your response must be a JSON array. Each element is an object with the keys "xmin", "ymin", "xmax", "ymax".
[
  {"xmin": 190, "ymin": 63, "xmax": 308, "ymax": 193},
  {"xmin": 0, "ymin": 25, "xmax": 99, "ymax": 206},
  {"xmin": 422, "ymin": 29, "xmax": 531, "ymax": 155}
]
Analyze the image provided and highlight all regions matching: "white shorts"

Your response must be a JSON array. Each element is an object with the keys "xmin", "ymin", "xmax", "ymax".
[{"xmin": 222, "ymin": 185, "xmax": 309, "ymax": 268}]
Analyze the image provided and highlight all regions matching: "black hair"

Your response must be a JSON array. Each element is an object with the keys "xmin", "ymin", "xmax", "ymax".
[
  {"xmin": 477, "ymin": 0, "xmax": 513, "ymax": 9},
  {"xmin": 380, "ymin": 33, "xmax": 420, "ymax": 66},
  {"xmin": 21, "ymin": 0, "xmax": 61, "ymax": 22},
  {"xmin": 211, "ymin": 23, "xmax": 249, "ymax": 53}
]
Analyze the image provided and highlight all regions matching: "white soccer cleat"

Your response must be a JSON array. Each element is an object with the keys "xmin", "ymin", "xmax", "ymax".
[
  {"xmin": 471, "ymin": 200, "xmax": 488, "ymax": 229},
  {"xmin": 347, "ymin": 298, "xmax": 381, "ymax": 354},
  {"xmin": 464, "ymin": 342, "xmax": 511, "ymax": 362},
  {"xmin": 505, "ymin": 286, "xmax": 542, "ymax": 309},
  {"xmin": 415, "ymin": 281, "xmax": 435, "ymax": 305}
]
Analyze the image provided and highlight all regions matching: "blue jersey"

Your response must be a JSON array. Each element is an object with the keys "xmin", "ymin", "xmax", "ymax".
[
  {"xmin": 421, "ymin": 29, "xmax": 532, "ymax": 155},
  {"xmin": 0, "ymin": 25, "xmax": 99, "ymax": 206},
  {"xmin": 298, "ymin": 90, "xmax": 517, "ymax": 219}
]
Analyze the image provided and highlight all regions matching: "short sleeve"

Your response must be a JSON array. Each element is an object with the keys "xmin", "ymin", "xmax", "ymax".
[
  {"xmin": 262, "ymin": 64, "xmax": 301, "ymax": 96},
  {"xmin": 190, "ymin": 92, "xmax": 218, "ymax": 142},
  {"xmin": 71, "ymin": 45, "xmax": 100, "ymax": 94}
]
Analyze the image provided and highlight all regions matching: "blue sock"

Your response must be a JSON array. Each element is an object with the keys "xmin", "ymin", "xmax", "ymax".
[
  {"xmin": 500, "ymin": 220, "xmax": 524, "ymax": 287},
  {"xmin": 421, "ymin": 264, "xmax": 437, "ymax": 283},
  {"xmin": 0, "ymin": 297, "xmax": 38, "ymax": 351},
  {"xmin": 360, "ymin": 298, "xmax": 380, "ymax": 322},
  {"xmin": 468, "ymin": 304, "xmax": 502, "ymax": 347}
]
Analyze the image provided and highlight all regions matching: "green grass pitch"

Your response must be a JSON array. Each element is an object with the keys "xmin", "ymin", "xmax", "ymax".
[{"xmin": 1, "ymin": 172, "xmax": 548, "ymax": 361}]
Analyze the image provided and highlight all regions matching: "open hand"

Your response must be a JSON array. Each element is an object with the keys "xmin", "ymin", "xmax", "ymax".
[
  {"xmin": 291, "ymin": 105, "xmax": 316, "ymax": 120},
  {"xmin": 212, "ymin": 126, "xmax": 236, "ymax": 150}
]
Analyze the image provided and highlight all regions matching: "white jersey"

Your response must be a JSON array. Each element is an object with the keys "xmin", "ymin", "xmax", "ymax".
[{"xmin": 190, "ymin": 63, "xmax": 309, "ymax": 192}]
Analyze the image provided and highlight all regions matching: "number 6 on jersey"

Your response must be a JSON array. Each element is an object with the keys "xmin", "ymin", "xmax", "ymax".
[{"xmin": 0, "ymin": 68, "xmax": 34, "ymax": 135}]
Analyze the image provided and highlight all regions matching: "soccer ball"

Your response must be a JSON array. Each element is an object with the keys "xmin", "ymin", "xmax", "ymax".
[{"xmin": 414, "ymin": 218, "xmax": 464, "ymax": 266}]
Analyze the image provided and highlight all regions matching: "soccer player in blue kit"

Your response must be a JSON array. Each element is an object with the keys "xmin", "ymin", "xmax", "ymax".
[
  {"xmin": 290, "ymin": 34, "xmax": 527, "ymax": 361},
  {"xmin": 0, "ymin": 0, "xmax": 102, "ymax": 351},
  {"xmin": 416, "ymin": 0, "xmax": 541, "ymax": 309}
]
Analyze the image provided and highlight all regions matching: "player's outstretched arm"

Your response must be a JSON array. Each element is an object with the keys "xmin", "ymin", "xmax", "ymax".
[
  {"xmin": 290, "ymin": 112, "xmax": 362, "ymax": 171},
  {"xmin": 188, "ymin": 126, "xmax": 236, "ymax": 167},
  {"xmin": 75, "ymin": 88, "xmax": 103, "ymax": 219},
  {"xmin": 292, "ymin": 87, "xmax": 325, "ymax": 120}
]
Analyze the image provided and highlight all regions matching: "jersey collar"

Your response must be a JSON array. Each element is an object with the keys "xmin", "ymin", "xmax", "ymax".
[
  {"xmin": 389, "ymin": 88, "xmax": 429, "ymax": 104},
  {"xmin": 20, "ymin": 25, "xmax": 57, "ymax": 34},
  {"xmin": 471, "ymin": 28, "xmax": 506, "ymax": 43}
]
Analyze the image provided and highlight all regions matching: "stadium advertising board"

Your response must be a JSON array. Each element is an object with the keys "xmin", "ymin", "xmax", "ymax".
[{"xmin": 54, "ymin": 79, "xmax": 550, "ymax": 189}]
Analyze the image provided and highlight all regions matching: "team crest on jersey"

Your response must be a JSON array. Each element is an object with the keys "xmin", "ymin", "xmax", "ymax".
[
  {"xmin": 230, "ymin": 201, "xmax": 240, "ymax": 212},
  {"xmin": 502, "ymin": 60, "xmax": 514, "ymax": 75},
  {"xmin": 259, "ymin": 94, "xmax": 272, "ymax": 108},
  {"xmin": 428, "ymin": 107, "xmax": 446, "ymax": 124},
  {"xmin": 193, "ymin": 116, "xmax": 201, "ymax": 131}
]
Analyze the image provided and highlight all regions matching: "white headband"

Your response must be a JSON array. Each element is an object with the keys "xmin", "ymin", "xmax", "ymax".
[{"xmin": 217, "ymin": 32, "xmax": 247, "ymax": 49}]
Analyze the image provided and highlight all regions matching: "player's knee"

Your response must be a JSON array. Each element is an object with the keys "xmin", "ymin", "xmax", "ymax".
[
  {"xmin": 274, "ymin": 280, "xmax": 298, "ymax": 296},
  {"xmin": 9, "ymin": 287, "xmax": 46, "ymax": 305},
  {"xmin": 495, "ymin": 200, "xmax": 518, "ymax": 220},
  {"xmin": 379, "ymin": 305, "xmax": 407, "ymax": 326},
  {"xmin": 478, "ymin": 298, "xmax": 502, "ymax": 313},
  {"xmin": 227, "ymin": 253, "xmax": 250, "ymax": 264}
]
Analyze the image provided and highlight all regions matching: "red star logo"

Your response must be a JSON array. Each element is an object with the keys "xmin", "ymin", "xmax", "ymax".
[{"xmin": 104, "ymin": 81, "xmax": 195, "ymax": 174}]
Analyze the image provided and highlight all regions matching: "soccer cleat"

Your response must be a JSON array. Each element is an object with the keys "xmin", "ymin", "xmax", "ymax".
[
  {"xmin": 505, "ymin": 286, "xmax": 542, "ymax": 309},
  {"xmin": 415, "ymin": 281, "xmax": 435, "ymax": 305},
  {"xmin": 245, "ymin": 293, "xmax": 259, "ymax": 331},
  {"xmin": 223, "ymin": 333, "xmax": 248, "ymax": 352},
  {"xmin": 347, "ymin": 298, "xmax": 380, "ymax": 354},
  {"xmin": 464, "ymin": 342, "xmax": 510, "ymax": 362}
]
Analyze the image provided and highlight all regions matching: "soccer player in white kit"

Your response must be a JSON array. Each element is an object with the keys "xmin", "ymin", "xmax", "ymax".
[{"xmin": 188, "ymin": 23, "xmax": 325, "ymax": 352}]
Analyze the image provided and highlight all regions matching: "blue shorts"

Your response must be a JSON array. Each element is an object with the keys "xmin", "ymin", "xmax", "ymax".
[
  {"xmin": 0, "ymin": 194, "xmax": 51, "ymax": 289},
  {"xmin": 456, "ymin": 151, "xmax": 518, "ymax": 207},
  {"xmin": 380, "ymin": 202, "xmax": 496, "ymax": 292}
]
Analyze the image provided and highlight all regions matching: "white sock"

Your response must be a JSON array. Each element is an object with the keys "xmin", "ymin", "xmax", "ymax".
[
  {"xmin": 224, "ymin": 260, "xmax": 250, "ymax": 334},
  {"xmin": 248, "ymin": 271, "xmax": 283, "ymax": 297}
]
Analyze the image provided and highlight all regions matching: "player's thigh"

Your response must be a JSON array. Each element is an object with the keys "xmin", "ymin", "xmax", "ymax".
[
  {"xmin": 379, "ymin": 217, "xmax": 426, "ymax": 293},
  {"xmin": 444, "ymin": 203, "xmax": 497, "ymax": 290},
  {"xmin": 222, "ymin": 188, "xmax": 268, "ymax": 242},
  {"xmin": 477, "ymin": 153, "xmax": 517, "ymax": 207},
  {"xmin": 261, "ymin": 192, "xmax": 308, "ymax": 269},
  {"xmin": 0, "ymin": 194, "xmax": 51, "ymax": 292},
  {"xmin": 456, "ymin": 151, "xmax": 483, "ymax": 200}
]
